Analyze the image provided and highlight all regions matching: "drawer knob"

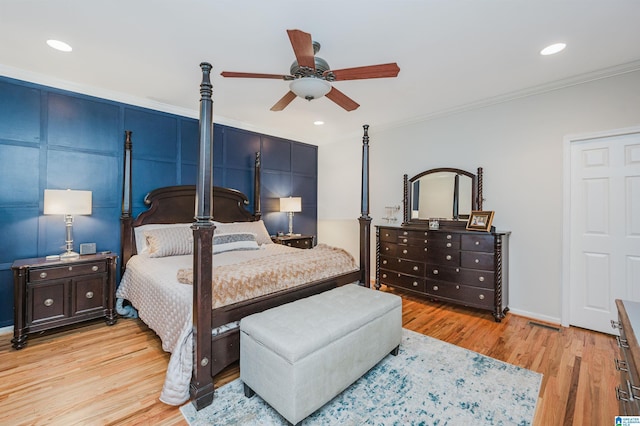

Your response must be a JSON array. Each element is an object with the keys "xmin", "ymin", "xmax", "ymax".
[
  {"xmin": 475, "ymin": 241, "xmax": 480, "ymax": 245},
  {"xmin": 478, "ymin": 294, "xmax": 485, "ymax": 300},
  {"xmin": 412, "ymin": 281, "xmax": 418, "ymax": 287},
  {"xmin": 286, "ymin": 243, "xmax": 291, "ymax": 246},
  {"xmin": 402, "ymin": 239, "xmax": 408, "ymax": 244},
  {"xmin": 475, "ymin": 259, "xmax": 480, "ymax": 263},
  {"xmin": 446, "ymin": 234, "xmax": 452, "ymax": 240},
  {"xmin": 479, "ymin": 276, "xmax": 485, "ymax": 282},
  {"xmin": 385, "ymin": 247, "xmax": 389, "ymax": 251},
  {"xmin": 433, "ymin": 269, "xmax": 439, "ymax": 274},
  {"xmin": 413, "ymin": 266, "xmax": 419, "ymax": 271},
  {"xmin": 304, "ymin": 241, "xmax": 309, "ymax": 245},
  {"xmin": 403, "ymin": 249, "xmax": 408, "ymax": 254},
  {"xmin": 446, "ymin": 242, "xmax": 451, "ymax": 248},
  {"xmin": 92, "ymin": 265, "xmax": 99, "ymax": 272},
  {"xmin": 456, "ymin": 285, "xmax": 460, "ymax": 289},
  {"xmin": 44, "ymin": 298, "xmax": 54, "ymax": 307},
  {"xmin": 68, "ymin": 266, "xmax": 73, "ymax": 271},
  {"xmin": 383, "ymin": 260, "xmax": 387, "ymax": 265},
  {"xmin": 403, "ymin": 231, "xmax": 408, "ymax": 236},
  {"xmin": 40, "ymin": 272, "xmax": 47, "ymax": 279},
  {"xmin": 424, "ymin": 248, "xmax": 428, "ymax": 252},
  {"xmin": 382, "ymin": 273, "xmax": 387, "ymax": 278},
  {"xmin": 384, "ymin": 233, "xmax": 389, "ymax": 237},
  {"xmin": 424, "ymin": 239, "xmax": 428, "ymax": 244},
  {"xmin": 433, "ymin": 285, "xmax": 439, "ymax": 291},
  {"xmin": 446, "ymin": 255, "xmax": 452, "ymax": 261},
  {"xmin": 424, "ymin": 232, "xmax": 428, "ymax": 236},
  {"xmin": 86, "ymin": 291, "xmax": 94, "ymax": 299}
]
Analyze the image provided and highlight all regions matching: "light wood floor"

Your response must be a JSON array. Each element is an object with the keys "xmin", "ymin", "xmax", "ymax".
[{"xmin": 0, "ymin": 287, "xmax": 620, "ymax": 426}]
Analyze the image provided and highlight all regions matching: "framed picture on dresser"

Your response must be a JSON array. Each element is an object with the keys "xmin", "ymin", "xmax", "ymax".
[{"xmin": 466, "ymin": 210, "xmax": 495, "ymax": 232}]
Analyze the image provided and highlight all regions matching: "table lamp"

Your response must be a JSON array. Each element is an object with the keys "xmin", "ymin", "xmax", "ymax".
[
  {"xmin": 44, "ymin": 189, "xmax": 92, "ymax": 260},
  {"xmin": 279, "ymin": 196, "xmax": 302, "ymax": 235}
]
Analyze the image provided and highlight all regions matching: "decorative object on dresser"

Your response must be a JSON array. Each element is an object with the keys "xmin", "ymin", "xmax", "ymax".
[
  {"xmin": 279, "ymin": 196, "xmax": 302, "ymax": 235},
  {"xmin": 11, "ymin": 253, "xmax": 118, "ymax": 349},
  {"xmin": 466, "ymin": 210, "xmax": 495, "ymax": 232},
  {"xmin": 376, "ymin": 166, "xmax": 510, "ymax": 322},
  {"xmin": 271, "ymin": 234, "xmax": 314, "ymax": 249},
  {"xmin": 43, "ymin": 189, "xmax": 92, "ymax": 260},
  {"xmin": 613, "ymin": 299, "xmax": 640, "ymax": 415}
]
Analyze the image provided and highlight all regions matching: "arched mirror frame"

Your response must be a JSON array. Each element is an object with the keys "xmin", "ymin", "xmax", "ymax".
[{"xmin": 402, "ymin": 167, "xmax": 483, "ymax": 228}]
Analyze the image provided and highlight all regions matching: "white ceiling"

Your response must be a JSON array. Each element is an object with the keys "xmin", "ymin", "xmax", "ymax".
[{"xmin": 2, "ymin": 0, "xmax": 640, "ymax": 145}]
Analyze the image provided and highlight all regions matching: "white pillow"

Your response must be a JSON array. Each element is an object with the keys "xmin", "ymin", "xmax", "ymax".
[
  {"xmin": 145, "ymin": 226, "xmax": 193, "ymax": 258},
  {"xmin": 213, "ymin": 220, "xmax": 272, "ymax": 245},
  {"xmin": 213, "ymin": 232, "xmax": 260, "ymax": 254},
  {"xmin": 134, "ymin": 223, "xmax": 192, "ymax": 254}
]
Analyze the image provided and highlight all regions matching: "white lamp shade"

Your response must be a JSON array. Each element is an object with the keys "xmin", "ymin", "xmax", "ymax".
[
  {"xmin": 280, "ymin": 197, "xmax": 302, "ymax": 213},
  {"xmin": 289, "ymin": 77, "xmax": 331, "ymax": 100},
  {"xmin": 44, "ymin": 189, "xmax": 92, "ymax": 215}
]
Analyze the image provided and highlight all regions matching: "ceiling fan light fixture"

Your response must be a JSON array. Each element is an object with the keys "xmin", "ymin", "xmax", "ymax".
[{"xmin": 290, "ymin": 77, "xmax": 331, "ymax": 101}]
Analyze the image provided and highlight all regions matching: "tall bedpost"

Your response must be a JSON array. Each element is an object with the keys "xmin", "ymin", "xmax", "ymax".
[
  {"xmin": 190, "ymin": 62, "xmax": 215, "ymax": 410},
  {"xmin": 359, "ymin": 124, "xmax": 372, "ymax": 287},
  {"xmin": 254, "ymin": 152, "xmax": 262, "ymax": 220},
  {"xmin": 120, "ymin": 130, "xmax": 133, "ymax": 276},
  {"xmin": 477, "ymin": 167, "xmax": 484, "ymax": 210}
]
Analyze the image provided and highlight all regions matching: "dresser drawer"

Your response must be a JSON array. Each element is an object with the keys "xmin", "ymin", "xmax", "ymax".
[
  {"xmin": 379, "ymin": 242, "xmax": 397, "ymax": 256},
  {"xmin": 461, "ymin": 234, "xmax": 494, "ymax": 252},
  {"xmin": 426, "ymin": 249, "xmax": 460, "ymax": 266},
  {"xmin": 30, "ymin": 262, "xmax": 106, "ymax": 282},
  {"xmin": 427, "ymin": 238, "xmax": 460, "ymax": 250},
  {"xmin": 395, "ymin": 244, "xmax": 428, "ymax": 260},
  {"xmin": 426, "ymin": 265, "xmax": 495, "ymax": 289},
  {"xmin": 397, "ymin": 229, "xmax": 429, "ymax": 240},
  {"xmin": 379, "ymin": 228, "xmax": 398, "ymax": 242},
  {"xmin": 461, "ymin": 251, "xmax": 495, "ymax": 270},
  {"xmin": 379, "ymin": 269, "xmax": 425, "ymax": 292},
  {"xmin": 426, "ymin": 280, "xmax": 494, "ymax": 309},
  {"xmin": 379, "ymin": 256, "xmax": 424, "ymax": 275}
]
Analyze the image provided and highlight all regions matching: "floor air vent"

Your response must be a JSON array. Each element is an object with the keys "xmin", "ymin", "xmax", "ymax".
[{"xmin": 528, "ymin": 321, "xmax": 561, "ymax": 332}]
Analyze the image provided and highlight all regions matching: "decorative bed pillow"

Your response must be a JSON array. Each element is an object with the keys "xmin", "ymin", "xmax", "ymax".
[
  {"xmin": 213, "ymin": 232, "xmax": 260, "ymax": 254},
  {"xmin": 134, "ymin": 223, "xmax": 192, "ymax": 254},
  {"xmin": 213, "ymin": 220, "xmax": 272, "ymax": 245},
  {"xmin": 144, "ymin": 226, "xmax": 193, "ymax": 258}
]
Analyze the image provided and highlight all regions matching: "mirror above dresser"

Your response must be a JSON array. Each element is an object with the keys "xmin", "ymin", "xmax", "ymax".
[{"xmin": 403, "ymin": 167, "xmax": 482, "ymax": 228}]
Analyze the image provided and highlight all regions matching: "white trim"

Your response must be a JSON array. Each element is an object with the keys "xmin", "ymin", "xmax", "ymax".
[
  {"xmin": 0, "ymin": 325, "xmax": 13, "ymax": 336},
  {"xmin": 507, "ymin": 308, "xmax": 560, "ymax": 326},
  {"xmin": 561, "ymin": 125, "xmax": 640, "ymax": 328}
]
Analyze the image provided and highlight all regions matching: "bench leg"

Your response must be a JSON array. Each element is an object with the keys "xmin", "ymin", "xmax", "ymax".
[
  {"xmin": 243, "ymin": 383, "xmax": 255, "ymax": 398},
  {"xmin": 390, "ymin": 345, "xmax": 400, "ymax": 356}
]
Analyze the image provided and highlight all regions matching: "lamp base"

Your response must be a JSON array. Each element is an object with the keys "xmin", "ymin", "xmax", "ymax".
[{"xmin": 60, "ymin": 250, "xmax": 80, "ymax": 260}]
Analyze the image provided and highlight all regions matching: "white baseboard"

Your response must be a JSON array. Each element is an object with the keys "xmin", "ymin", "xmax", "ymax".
[
  {"xmin": 507, "ymin": 308, "xmax": 561, "ymax": 326},
  {"xmin": 0, "ymin": 325, "xmax": 13, "ymax": 336}
]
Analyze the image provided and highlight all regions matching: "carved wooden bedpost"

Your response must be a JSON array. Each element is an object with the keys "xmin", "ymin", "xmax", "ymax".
[
  {"xmin": 190, "ymin": 62, "xmax": 215, "ymax": 410},
  {"xmin": 359, "ymin": 125, "xmax": 372, "ymax": 287},
  {"xmin": 120, "ymin": 131, "xmax": 133, "ymax": 276},
  {"xmin": 254, "ymin": 152, "xmax": 262, "ymax": 220}
]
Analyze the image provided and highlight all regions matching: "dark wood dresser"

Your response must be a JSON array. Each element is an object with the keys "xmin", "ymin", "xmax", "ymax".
[
  {"xmin": 376, "ymin": 225, "xmax": 510, "ymax": 321},
  {"xmin": 614, "ymin": 299, "xmax": 640, "ymax": 414},
  {"xmin": 11, "ymin": 253, "xmax": 118, "ymax": 349}
]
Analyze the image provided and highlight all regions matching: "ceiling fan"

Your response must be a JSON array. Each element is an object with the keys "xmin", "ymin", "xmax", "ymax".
[{"xmin": 220, "ymin": 29, "xmax": 400, "ymax": 112}]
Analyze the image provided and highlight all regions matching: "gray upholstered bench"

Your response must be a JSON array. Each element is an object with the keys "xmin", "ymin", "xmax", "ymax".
[{"xmin": 240, "ymin": 284, "xmax": 402, "ymax": 425}]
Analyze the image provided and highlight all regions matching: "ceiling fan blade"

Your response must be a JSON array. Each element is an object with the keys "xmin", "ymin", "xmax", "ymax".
[
  {"xmin": 270, "ymin": 91, "xmax": 297, "ymax": 111},
  {"xmin": 287, "ymin": 29, "xmax": 315, "ymax": 70},
  {"xmin": 326, "ymin": 63, "xmax": 400, "ymax": 81},
  {"xmin": 325, "ymin": 87, "xmax": 360, "ymax": 111},
  {"xmin": 220, "ymin": 71, "xmax": 291, "ymax": 80}
]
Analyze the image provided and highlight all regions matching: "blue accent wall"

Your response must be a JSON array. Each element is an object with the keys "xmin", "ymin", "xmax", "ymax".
[{"xmin": 0, "ymin": 76, "xmax": 317, "ymax": 328}]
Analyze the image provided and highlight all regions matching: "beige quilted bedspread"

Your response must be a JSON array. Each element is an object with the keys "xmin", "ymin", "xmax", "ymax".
[{"xmin": 176, "ymin": 243, "xmax": 358, "ymax": 308}]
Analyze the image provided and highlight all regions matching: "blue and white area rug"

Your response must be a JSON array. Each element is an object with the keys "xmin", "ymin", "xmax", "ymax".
[{"xmin": 181, "ymin": 329, "xmax": 542, "ymax": 425}]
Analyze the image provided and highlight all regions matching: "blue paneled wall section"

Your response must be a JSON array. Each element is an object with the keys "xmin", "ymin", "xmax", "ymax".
[{"xmin": 0, "ymin": 76, "xmax": 318, "ymax": 328}]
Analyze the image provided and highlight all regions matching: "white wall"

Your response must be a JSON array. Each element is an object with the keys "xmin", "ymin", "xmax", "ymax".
[{"xmin": 318, "ymin": 69, "xmax": 640, "ymax": 323}]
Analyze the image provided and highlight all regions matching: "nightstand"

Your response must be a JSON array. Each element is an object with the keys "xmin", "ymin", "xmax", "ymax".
[
  {"xmin": 271, "ymin": 235, "xmax": 315, "ymax": 249},
  {"xmin": 11, "ymin": 253, "xmax": 118, "ymax": 349}
]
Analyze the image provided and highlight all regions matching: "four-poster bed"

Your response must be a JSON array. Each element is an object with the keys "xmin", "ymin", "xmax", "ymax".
[{"xmin": 117, "ymin": 63, "xmax": 372, "ymax": 409}]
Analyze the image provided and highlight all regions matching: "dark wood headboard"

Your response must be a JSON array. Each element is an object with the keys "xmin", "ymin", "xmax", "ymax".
[{"xmin": 119, "ymin": 133, "xmax": 262, "ymax": 274}]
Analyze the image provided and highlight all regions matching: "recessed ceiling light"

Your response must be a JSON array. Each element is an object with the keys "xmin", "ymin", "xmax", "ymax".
[
  {"xmin": 540, "ymin": 43, "xmax": 566, "ymax": 56},
  {"xmin": 313, "ymin": 120, "xmax": 325, "ymax": 126},
  {"xmin": 47, "ymin": 39, "xmax": 72, "ymax": 52}
]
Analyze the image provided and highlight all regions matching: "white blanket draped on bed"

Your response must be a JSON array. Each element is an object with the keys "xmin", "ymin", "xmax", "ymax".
[{"xmin": 116, "ymin": 243, "xmax": 358, "ymax": 405}]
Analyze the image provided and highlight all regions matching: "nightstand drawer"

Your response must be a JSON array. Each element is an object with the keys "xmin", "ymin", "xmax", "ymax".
[
  {"xmin": 30, "ymin": 281, "xmax": 68, "ymax": 323},
  {"xmin": 74, "ymin": 275, "xmax": 106, "ymax": 314},
  {"xmin": 30, "ymin": 262, "xmax": 106, "ymax": 282}
]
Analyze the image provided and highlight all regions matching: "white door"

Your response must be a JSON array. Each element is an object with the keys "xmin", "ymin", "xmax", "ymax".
[{"xmin": 569, "ymin": 131, "xmax": 640, "ymax": 334}]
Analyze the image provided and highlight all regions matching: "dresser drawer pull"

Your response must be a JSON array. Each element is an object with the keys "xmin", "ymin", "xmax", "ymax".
[
  {"xmin": 433, "ymin": 269, "xmax": 439, "ymax": 275},
  {"xmin": 384, "ymin": 233, "xmax": 390, "ymax": 238},
  {"xmin": 68, "ymin": 266, "xmax": 73, "ymax": 271},
  {"xmin": 446, "ymin": 234, "xmax": 452, "ymax": 240},
  {"xmin": 424, "ymin": 232, "xmax": 428, "ymax": 236},
  {"xmin": 617, "ymin": 386, "xmax": 630, "ymax": 402},
  {"xmin": 478, "ymin": 276, "xmax": 485, "ymax": 282},
  {"xmin": 475, "ymin": 259, "xmax": 480, "ymax": 263},
  {"xmin": 382, "ymin": 273, "xmax": 387, "ymax": 279},
  {"xmin": 611, "ymin": 320, "xmax": 622, "ymax": 329},
  {"xmin": 424, "ymin": 248, "xmax": 428, "ymax": 252},
  {"xmin": 304, "ymin": 241, "xmax": 309, "ymax": 245},
  {"xmin": 85, "ymin": 291, "xmax": 94, "ymax": 299},
  {"xmin": 403, "ymin": 231, "xmax": 408, "ymax": 236},
  {"xmin": 385, "ymin": 247, "xmax": 389, "ymax": 251},
  {"xmin": 446, "ymin": 255, "xmax": 452, "ymax": 261},
  {"xmin": 456, "ymin": 285, "xmax": 460, "ymax": 289},
  {"xmin": 412, "ymin": 281, "xmax": 419, "ymax": 287},
  {"xmin": 456, "ymin": 268, "xmax": 460, "ymax": 272},
  {"xmin": 402, "ymin": 239, "xmax": 408, "ymax": 244},
  {"xmin": 424, "ymin": 239, "xmax": 428, "ymax": 244},
  {"xmin": 615, "ymin": 359, "xmax": 629, "ymax": 372},
  {"xmin": 478, "ymin": 294, "xmax": 485, "ymax": 300},
  {"xmin": 91, "ymin": 265, "xmax": 99, "ymax": 272},
  {"xmin": 44, "ymin": 298, "xmax": 54, "ymax": 307},
  {"xmin": 433, "ymin": 285, "xmax": 439, "ymax": 291},
  {"xmin": 446, "ymin": 242, "xmax": 452, "ymax": 248},
  {"xmin": 40, "ymin": 272, "xmax": 47, "ymax": 279},
  {"xmin": 617, "ymin": 336, "xmax": 630, "ymax": 349},
  {"xmin": 475, "ymin": 241, "xmax": 480, "ymax": 245},
  {"xmin": 403, "ymin": 249, "xmax": 408, "ymax": 254},
  {"xmin": 382, "ymin": 260, "xmax": 387, "ymax": 265},
  {"xmin": 413, "ymin": 266, "xmax": 419, "ymax": 271}
]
